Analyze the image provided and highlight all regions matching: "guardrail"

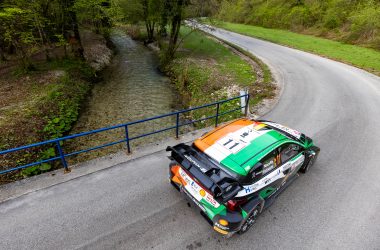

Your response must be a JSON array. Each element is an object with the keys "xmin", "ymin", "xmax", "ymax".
[{"xmin": 0, "ymin": 94, "xmax": 249, "ymax": 175}]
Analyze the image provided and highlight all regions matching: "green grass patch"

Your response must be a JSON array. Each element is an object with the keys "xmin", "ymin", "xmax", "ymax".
[
  {"xmin": 167, "ymin": 26, "xmax": 259, "ymax": 127},
  {"xmin": 179, "ymin": 26, "xmax": 255, "ymax": 87},
  {"xmin": 212, "ymin": 20, "xmax": 380, "ymax": 75}
]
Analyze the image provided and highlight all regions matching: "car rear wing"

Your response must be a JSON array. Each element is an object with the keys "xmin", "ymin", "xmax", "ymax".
[{"xmin": 166, "ymin": 143, "xmax": 242, "ymax": 203}]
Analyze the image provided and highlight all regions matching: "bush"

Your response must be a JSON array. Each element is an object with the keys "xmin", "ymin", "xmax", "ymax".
[
  {"xmin": 349, "ymin": 4, "xmax": 380, "ymax": 48},
  {"xmin": 215, "ymin": 0, "xmax": 380, "ymax": 50}
]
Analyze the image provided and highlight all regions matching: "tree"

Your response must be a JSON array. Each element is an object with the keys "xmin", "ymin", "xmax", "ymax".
[
  {"xmin": 120, "ymin": 0, "xmax": 162, "ymax": 42},
  {"xmin": 0, "ymin": 0, "xmax": 122, "ymax": 68},
  {"xmin": 161, "ymin": 0, "xmax": 190, "ymax": 64},
  {"xmin": 0, "ymin": 0, "xmax": 86, "ymax": 67},
  {"xmin": 142, "ymin": 0, "xmax": 162, "ymax": 42},
  {"xmin": 73, "ymin": 0, "xmax": 121, "ymax": 35},
  {"xmin": 0, "ymin": 6, "xmax": 37, "ymax": 69}
]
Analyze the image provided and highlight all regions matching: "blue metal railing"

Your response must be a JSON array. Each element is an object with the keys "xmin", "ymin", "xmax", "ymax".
[{"xmin": 0, "ymin": 94, "xmax": 249, "ymax": 175}]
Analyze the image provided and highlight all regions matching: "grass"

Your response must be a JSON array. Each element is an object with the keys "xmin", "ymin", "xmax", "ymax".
[
  {"xmin": 211, "ymin": 20, "xmax": 380, "ymax": 76},
  {"xmin": 179, "ymin": 26, "xmax": 255, "ymax": 87},
  {"xmin": 168, "ymin": 26, "xmax": 275, "ymax": 127},
  {"xmin": 0, "ymin": 59, "xmax": 95, "ymax": 183}
]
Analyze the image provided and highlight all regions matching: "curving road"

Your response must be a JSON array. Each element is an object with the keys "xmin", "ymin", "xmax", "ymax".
[{"xmin": 1, "ymin": 26, "xmax": 380, "ymax": 250}]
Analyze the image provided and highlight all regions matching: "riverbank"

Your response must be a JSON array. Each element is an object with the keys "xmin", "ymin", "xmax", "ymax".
[
  {"xmin": 0, "ymin": 30, "xmax": 112, "ymax": 183},
  {"xmin": 164, "ymin": 26, "xmax": 276, "ymax": 126},
  {"xmin": 67, "ymin": 29, "xmax": 180, "ymax": 164},
  {"xmin": 67, "ymin": 25, "xmax": 276, "ymax": 165}
]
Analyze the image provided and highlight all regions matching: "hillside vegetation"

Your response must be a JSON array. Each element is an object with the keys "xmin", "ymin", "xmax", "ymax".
[
  {"xmin": 167, "ymin": 26, "xmax": 275, "ymax": 126},
  {"xmin": 217, "ymin": 0, "xmax": 380, "ymax": 50},
  {"xmin": 212, "ymin": 21, "xmax": 380, "ymax": 75}
]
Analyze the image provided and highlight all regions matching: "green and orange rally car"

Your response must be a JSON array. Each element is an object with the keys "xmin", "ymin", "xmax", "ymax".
[{"xmin": 167, "ymin": 118, "xmax": 320, "ymax": 236}]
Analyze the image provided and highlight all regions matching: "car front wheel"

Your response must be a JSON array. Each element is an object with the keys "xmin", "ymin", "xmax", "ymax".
[{"xmin": 300, "ymin": 154, "xmax": 315, "ymax": 173}]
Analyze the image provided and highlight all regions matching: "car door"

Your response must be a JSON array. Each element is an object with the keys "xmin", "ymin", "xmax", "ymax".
[{"xmin": 255, "ymin": 149, "xmax": 284, "ymax": 200}]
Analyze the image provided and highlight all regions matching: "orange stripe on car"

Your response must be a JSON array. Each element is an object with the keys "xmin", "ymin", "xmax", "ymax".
[{"xmin": 171, "ymin": 165, "xmax": 187, "ymax": 186}]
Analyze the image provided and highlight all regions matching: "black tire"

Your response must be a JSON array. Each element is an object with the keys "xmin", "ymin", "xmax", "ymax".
[
  {"xmin": 238, "ymin": 206, "xmax": 260, "ymax": 234},
  {"xmin": 300, "ymin": 155, "xmax": 315, "ymax": 174}
]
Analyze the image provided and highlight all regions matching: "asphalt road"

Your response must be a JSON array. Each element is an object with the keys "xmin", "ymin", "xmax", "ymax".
[{"xmin": 1, "ymin": 27, "xmax": 380, "ymax": 250}]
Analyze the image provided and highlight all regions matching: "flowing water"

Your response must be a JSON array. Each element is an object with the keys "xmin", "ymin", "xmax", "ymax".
[{"xmin": 68, "ymin": 29, "xmax": 180, "ymax": 161}]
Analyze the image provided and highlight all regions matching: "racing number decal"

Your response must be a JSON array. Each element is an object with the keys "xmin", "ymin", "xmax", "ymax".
[
  {"xmin": 217, "ymin": 125, "xmax": 268, "ymax": 155},
  {"xmin": 219, "ymin": 136, "xmax": 246, "ymax": 154}
]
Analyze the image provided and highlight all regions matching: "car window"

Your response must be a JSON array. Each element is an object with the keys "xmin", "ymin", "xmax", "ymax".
[
  {"xmin": 261, "ymin": 150, "xmax": 279, "ymax": 175},
  {"xmin": 280, "ymin": 143, "xmax": 301, "ymax": 163},
  {"xmin": 249, "ymin": 149, "xmax": 281, "ymax": 182},
  {"xmin": 249, "ymin": 164, "xmax": 263, "ymax": 182}
]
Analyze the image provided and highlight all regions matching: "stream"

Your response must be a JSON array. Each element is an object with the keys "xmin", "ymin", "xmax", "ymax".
[{"xmin": 69, "ymin": 29, "xmax": 180, "ymax": 161}]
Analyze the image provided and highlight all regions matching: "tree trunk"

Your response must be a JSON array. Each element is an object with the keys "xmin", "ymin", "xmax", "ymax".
[
  {"xmin": 159, "ymin": 0, "xmax": 169, "ymax": 37},
  {"xmin": 68, "ymin": 0, "xmax": 84, "ymax": 59},
  {"xmin": 145, "ymin": 21, "xmax": 155, "ymax": 42},
  {"xmin": 166, "ymin": 0, "xmax": 184, "ymax": 61},
  {"xmin": 0, "ymin": 40, "xmax": 6, "ymax": 61},
  {"xmin": 0, "ymin": 47, "xmax": 6, "ymax": 61},
  {"xmin": 143, "ymin": 0, "xmax": 155, "ymax": 43}
]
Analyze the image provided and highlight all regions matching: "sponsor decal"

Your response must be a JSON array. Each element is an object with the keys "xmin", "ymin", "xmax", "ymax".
[
  {"xmin": 215, "ymin": 222, "xmax": 229, "ymax": 231},
  {"xmin": 262, "ymin": 160, "xmax": 274, "ymax": 175},
  {"xmin": 264, "ymin": 122, "xmax": 302, "ymax": 139},
  {"xmin": 178, "ymin": 168, "xmax": 220, "ymax": 208},
  {"xmin": 184, "ymin": 155, "xmax": 207, "ymax": 173},
  {"xmin": 236, "ymin": 154, "xmax": 306, "ymax": 197},
  {"xmin": 205, "ymin": 193, "xmax": 218, "ymax": 207},
  {"xmin": 236, "ymin": 168, "xmax": 284, "ymax": 197},
  {"xmin": 183, "ymin": 189, "xmax": 206, "ymax": 212},
  {"xmin": 199, "ymin": 189, "xmax": 206, "ymax": 197}
]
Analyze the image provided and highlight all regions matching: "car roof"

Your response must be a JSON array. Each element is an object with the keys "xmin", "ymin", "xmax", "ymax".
[{"xmin": 193, "ymin": 118, "xmax": 296, "ymax": 176}]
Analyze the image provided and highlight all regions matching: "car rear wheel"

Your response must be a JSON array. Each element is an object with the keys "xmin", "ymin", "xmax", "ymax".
[{"xmin": 238, "ymin": 206, "xmax": 260, "ymax": 234}]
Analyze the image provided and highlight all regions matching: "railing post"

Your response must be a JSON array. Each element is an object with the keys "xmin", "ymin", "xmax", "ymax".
[
  {"xmin": 215, "ymin": 103, "xmax": 220, "ymax": 127},
  {"xmin": 244, "ymin": 94, "xmax": 250, "ymax": 117},
  {"xmin": 125, "ymin": 125, "xmax": 131, "ymax": 154},
  {"xmin": 56, "ymin": 141, "xmax": 70, "ymax": 173},
  {"xmin": 175, "ymin": 113, "xmax": 180, "ymax": 139}
]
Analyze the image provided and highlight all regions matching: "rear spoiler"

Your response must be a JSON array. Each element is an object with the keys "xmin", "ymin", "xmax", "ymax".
[{"xmin": 166, "ymin": 143, "xmax": 242, "ymax": 203}]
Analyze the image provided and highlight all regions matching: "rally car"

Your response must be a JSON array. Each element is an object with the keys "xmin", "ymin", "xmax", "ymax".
[{"xmin": 167, "ymin": 118, "xmax": 320, "ymax": 236}]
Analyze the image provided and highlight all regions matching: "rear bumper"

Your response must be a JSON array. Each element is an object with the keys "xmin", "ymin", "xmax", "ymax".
[{"xmin": 170, "ymin": 179, "xmax": 244, "ymax": 235}]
